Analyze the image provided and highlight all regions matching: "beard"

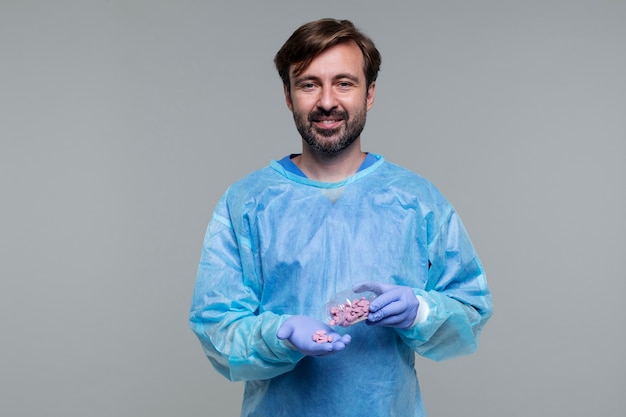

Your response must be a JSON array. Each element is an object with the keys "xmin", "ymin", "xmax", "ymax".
[{"xmin": 292, "ymin": 105, "xmax": 367, "ymax": 155}]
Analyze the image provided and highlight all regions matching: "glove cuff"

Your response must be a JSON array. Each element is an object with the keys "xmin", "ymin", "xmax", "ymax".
[{"xmin": 413, "ymin": 295, "xmax": 430, "ymax": 326}]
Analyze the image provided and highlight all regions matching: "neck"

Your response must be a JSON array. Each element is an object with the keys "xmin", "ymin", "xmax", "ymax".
[{"xmin": 293, "ymin": 139, "xmax": 366, "ymax": 182}]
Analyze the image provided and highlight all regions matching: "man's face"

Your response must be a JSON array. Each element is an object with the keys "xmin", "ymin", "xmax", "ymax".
[{"xmin": 284, "ymin": 42, "xmax": 376, "ymax": 155}]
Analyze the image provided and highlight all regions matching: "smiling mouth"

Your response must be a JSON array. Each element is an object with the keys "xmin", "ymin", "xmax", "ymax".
[
  {"xmin": 315, "ymin": 119, "xmax": 343, "ymax": 129},
  {"xmin": 310, "ymin": 110, "xmax": 346, "ymax": 129}
]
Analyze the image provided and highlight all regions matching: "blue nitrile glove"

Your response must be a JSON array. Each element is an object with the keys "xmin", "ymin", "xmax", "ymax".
[
  {"xmin": 276, "ymin": 315, "xmax": 352, "ymax": 357},
  {"xmin": 352, "ymin": 281, "xmax": 419, "ymax": 329}
]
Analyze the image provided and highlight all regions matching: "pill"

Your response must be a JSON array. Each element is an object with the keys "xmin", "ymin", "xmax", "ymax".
[
  {"xmin": 312, "ymin": 330, "xmax": 333, "ymax": 343},
  {"xmin": 328, "ymin": 298, "xmax": 371, "ymax": 326}
]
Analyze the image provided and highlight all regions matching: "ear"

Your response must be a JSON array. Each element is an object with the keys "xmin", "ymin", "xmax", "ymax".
[
  {"xmin": 366, "ymin": 81, "xmax": 376, "ymax": 111},
  {"xmin": 283, "ymin": 84, "xmax": 293, "ymax": 112}
]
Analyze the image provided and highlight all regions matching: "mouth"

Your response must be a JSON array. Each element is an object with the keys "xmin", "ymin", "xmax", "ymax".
[
  {"xmin": 313, "ymin": 118, "xmax": 343, "ymax": 130},
  {"xmin": 310, "ymin": 111, "xmax": 346, "ymax": 130}
]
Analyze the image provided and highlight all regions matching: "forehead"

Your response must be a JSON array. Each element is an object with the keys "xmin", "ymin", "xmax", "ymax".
[{"xmin": 289, "ymin": 42, "xmax": 366, "ymax": 81}]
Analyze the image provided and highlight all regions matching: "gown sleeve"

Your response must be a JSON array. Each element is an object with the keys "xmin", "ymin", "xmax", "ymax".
[
  {"xmin": 396, "ymin": 207, "xmax": 493, "ymax": 361},
  {"xmin": 189, "ymin": 192, "xmax": 304, "ymax": 382}
]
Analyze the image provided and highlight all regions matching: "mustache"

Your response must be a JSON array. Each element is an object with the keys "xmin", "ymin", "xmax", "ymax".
[{"xmin": 308, "ymin": 109, "xmax": 348, "ymax": 121}]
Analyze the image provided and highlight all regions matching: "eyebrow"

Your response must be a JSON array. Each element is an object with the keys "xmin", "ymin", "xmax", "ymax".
[{"xmin": 293, "ymin": 73, "xmax": 361, "ymax": 85}]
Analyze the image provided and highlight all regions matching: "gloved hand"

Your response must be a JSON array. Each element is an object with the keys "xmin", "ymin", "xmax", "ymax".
[
  {"xmin": 276, "ymin": 315, "xmax": 352, "ymax": 357},
  {"xmin": 352, "ymin": 281, "xmax": 419, "ymax": 329}
]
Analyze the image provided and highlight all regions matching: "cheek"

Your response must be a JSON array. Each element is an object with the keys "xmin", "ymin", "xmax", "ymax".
[
  {"xmin": 344, "ymin": 97, "xmax": 367, "ymax": 114},
  {"xmin": 291, "ymin": 97, "xmax": 316, "ymax": 114}
]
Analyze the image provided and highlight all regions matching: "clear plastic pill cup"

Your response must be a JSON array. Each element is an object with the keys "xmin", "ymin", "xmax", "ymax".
[{"xmin": 325, "ymin": 289, "xmax": 376, "ymax": 327}]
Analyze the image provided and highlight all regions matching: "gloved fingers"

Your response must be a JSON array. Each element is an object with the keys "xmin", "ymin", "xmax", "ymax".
[
  {"xmin": 367, "ymin": 288, "xmax": 419, "ymax": 329},
  {"xmin": 369, "ymin": 286, "xmax": 418, "ymax": 310},
  {"xmin": 368, "ymin": 298, "xmax": 407, "ymax": 321},
  {"xmin": 328, "ymin": 333, "xmax": 352, "ymax": 350},
  {"xmin": 293, "ymin": 335, "xmax": 337, "ymax": 357},
  {"xmin": 368, "ymin": 288, "xmax": 403, "ymax": 313},
  {"xmin": 367, "ymin": 301, "xmax": 414, "ymax": 328},
  {"xmin": 277, "ymin": 316, "xmax": 353, "ymax": 356},
  {"xmin": 310, "ymin": 338, "xmax": 349, "ymax": 357},
  {"xmin": 367, "ymin": 310, "xmax": 411, "ymax": 328},
  {"xmin": 276, "ymin": 321, "xmax": 295, "ymax": 340},
  {"xmin": 309, "ymin": 330, "xmax": 352, "ymax": 356},
  {"xmin": 308, "ymin": 342, "xmax": 336, "ymax": 356},
  {"xmin": 330, "ymin": 341, "xmax": 347, "ymax": 351}
]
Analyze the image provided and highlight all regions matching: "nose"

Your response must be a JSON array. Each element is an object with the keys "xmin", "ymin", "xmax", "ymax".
[{"xmin": 317, "ymin": 86, "xmax": 338, "ymax": 111}]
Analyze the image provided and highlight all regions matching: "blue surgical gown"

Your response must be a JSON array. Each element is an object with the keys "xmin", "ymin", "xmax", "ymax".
[{"xmin": 190, "ymin": 153, "xmax": 493, "ymax": 417}]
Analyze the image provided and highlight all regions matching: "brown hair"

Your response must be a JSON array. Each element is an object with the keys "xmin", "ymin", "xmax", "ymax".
[{"xmin": 274, "ymin": 18, "xmax": 381, "ymax": 90}]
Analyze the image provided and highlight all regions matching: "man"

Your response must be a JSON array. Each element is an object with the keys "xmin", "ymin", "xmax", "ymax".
[{"xmin": 190, "ymin": 18, "xmax": 493, "ymax": 417}]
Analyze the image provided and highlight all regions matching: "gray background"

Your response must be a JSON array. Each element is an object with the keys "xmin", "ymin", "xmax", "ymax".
[{"xmin": 1, "ymin": 1, "xmax": 624, "ymax": 416}]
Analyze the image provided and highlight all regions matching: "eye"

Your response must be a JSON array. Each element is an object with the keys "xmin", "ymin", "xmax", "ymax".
[
  {"xmin": 337, "ymin": 81, "xmax": 354, "ymax": 90},
  {"xmin": 298, "ymin": 82, "xmax": 317, "ymax": 91}
]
